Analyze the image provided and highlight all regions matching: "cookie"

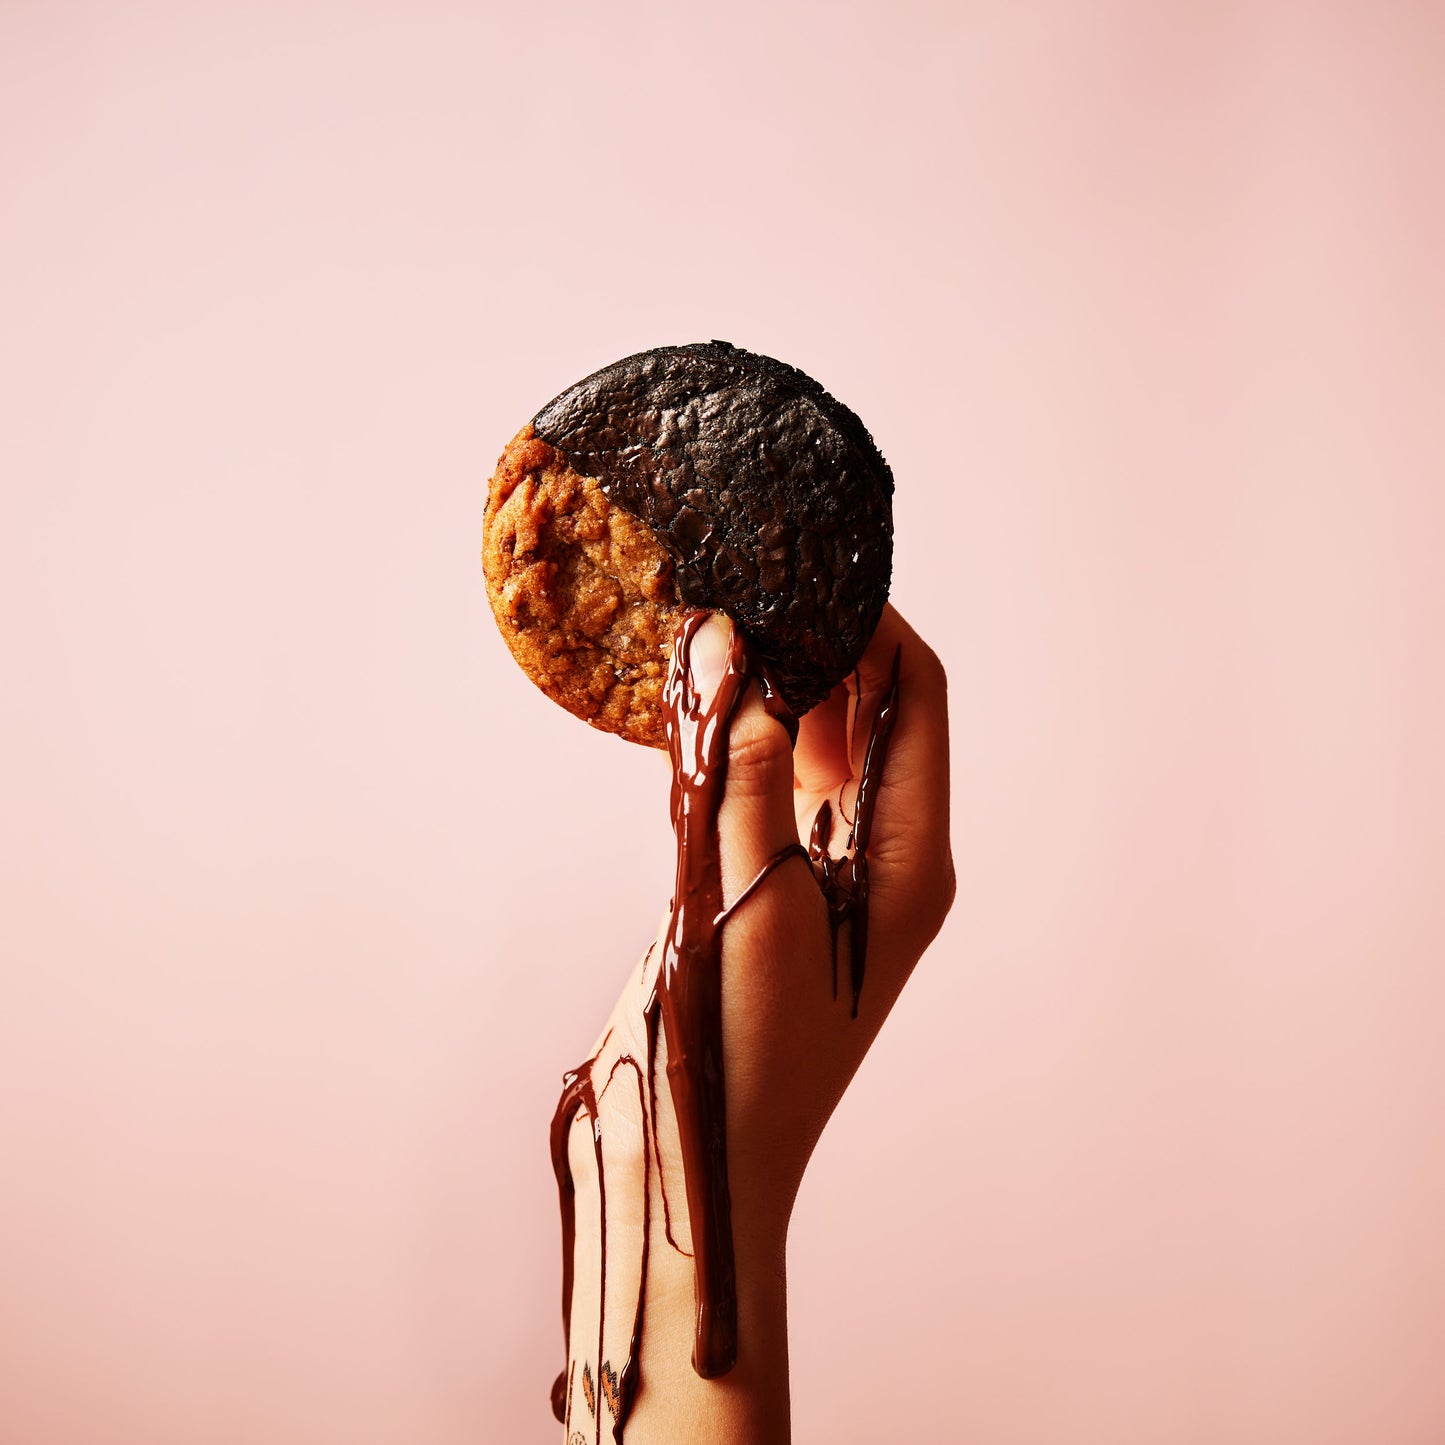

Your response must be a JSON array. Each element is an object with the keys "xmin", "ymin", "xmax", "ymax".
[{"xmin": 483, "ymin": 341, "xmax": 894, "ymax": 747}]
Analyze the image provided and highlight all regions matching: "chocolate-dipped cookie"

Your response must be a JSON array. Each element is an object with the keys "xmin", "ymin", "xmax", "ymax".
[{"xmin": 483, "ymin": 341, "xmax": 894, "ymax": 747}]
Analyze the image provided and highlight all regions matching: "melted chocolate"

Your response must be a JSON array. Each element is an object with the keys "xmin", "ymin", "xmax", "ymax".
[
  {"xmin": 808, "ymin": 646, "xmax": 902, "ymax": 1016},
  {"xmin": 715, "ymin": 842, "xmax": 811, "ymax": 929},
  {"xmin": 549, "ymin": 1067, "xmax": 600, "ymax": 1425},
  {"xmin": 550, "ymin": 617, "xmax": 903, "ymax": 1436},
  {"xmin": 648, "ymin": 611, "xmax": 752, "ymax": 1378}
]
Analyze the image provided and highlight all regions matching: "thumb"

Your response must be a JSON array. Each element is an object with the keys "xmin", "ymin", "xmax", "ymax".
[{"xmin": 679, "ymin": 613, "xmax": 799, "ymax": 905}]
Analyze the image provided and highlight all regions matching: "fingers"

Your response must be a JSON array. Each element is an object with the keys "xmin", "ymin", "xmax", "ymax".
[
  {"xmin": 668, "ymin": 606, "xmax": 954, "ymax": 956},
  {"xmin": 672, "ymin": 613, "xmax": 803, "ymax": 907}
]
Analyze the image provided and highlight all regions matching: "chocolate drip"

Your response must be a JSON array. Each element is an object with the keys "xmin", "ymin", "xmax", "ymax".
[
  {"xmin": 643, "ymin": 832, "xmax": 801, "ymax": 1272},
  {"xmin": 715, "ymin": 843, "xmax": 810, "ymax": 929},
  {"xmin": 755, "ymin": 662, "xmax": 800, "ymax": 745},
  {"xmin": 551, "ymin": 621, "xmax": 905, "ymax": 1434},
  {"xmin": 648, "ymin": 611, "xmax": 752, "ymax": 1378},
  {"xmin": 807, "ymin": 646, "xmax": 902, "ymax": 1016},
  {"xmin": 808, "ymin": 800, "xmax": 848, "ymax": 1001},
  {"xmin": 645, "ymin": 1003, "xmax": 690, "ymax": 1258},
  {"xmin": 550, "ymin": 1067, "xmax": 601, "ymax": 1425}
]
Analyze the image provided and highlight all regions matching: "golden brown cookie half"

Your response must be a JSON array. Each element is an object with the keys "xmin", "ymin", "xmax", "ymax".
[{"xmin": 483, "ymin": 425, "xmax": 685, "ymax": 746}]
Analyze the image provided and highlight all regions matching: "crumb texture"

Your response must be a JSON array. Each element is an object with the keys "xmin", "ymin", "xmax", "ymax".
[{"xmin": 483, "ymin": 425, "xmax": 683, "ymax": 747}]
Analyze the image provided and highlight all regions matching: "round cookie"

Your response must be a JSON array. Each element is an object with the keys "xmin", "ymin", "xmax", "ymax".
[{"xmin": 483, "ymin": 341, "xmax": 894, "ymax": 747}]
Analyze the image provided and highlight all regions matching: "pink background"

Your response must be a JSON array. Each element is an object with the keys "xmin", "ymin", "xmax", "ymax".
[{"xmin": 3, "ymin": 2, "xmax": 1443, "ymax": 1441}]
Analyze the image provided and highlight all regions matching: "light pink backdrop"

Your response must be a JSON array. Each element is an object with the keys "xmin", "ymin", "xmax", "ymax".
[{"xmin": 3, "ymin": 3, "xmax": 1443, "ymax": 1442}]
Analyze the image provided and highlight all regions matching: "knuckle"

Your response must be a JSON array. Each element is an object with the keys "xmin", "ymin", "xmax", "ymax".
[{"xmin": 727, "ymin": 712, "xmax": 792, "ymax": 797}]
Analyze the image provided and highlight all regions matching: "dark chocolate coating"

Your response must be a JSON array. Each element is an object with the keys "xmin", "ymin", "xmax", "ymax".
[{"xmin": 532, "ymin": 341, "xmax": 894, "ymax": 716}]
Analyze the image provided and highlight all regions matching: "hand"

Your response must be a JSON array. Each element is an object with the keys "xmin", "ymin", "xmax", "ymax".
[{"xmin": 555, "ymin": 605, "xmax": 954, "ymax": 1444}]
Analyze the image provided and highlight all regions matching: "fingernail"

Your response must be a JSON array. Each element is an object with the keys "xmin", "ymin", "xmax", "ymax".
[{"xmin": 685, "ymin": 613, "xmax": 734, "ymax": 708}]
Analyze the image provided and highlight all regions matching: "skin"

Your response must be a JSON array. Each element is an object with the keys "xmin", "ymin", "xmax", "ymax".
[{"xmin": 559, "ymin": 605, "xmax": 955, "ymax": 1444}]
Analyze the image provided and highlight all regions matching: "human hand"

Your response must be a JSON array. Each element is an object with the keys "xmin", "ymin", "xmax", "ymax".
[{"xmin": 553, "ymin": 605, "xmax": 953, "ymax": 1444}]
